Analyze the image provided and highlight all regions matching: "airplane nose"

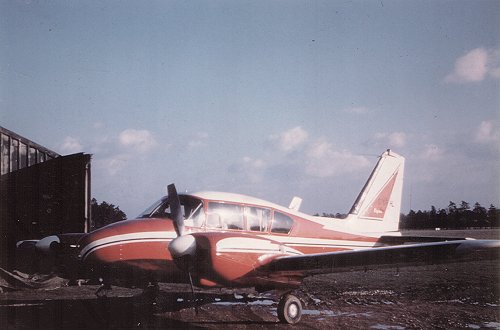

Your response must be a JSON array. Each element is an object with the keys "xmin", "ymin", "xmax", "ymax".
[{"xmin": 168, "ymin": 234, "xmax": 197, "ymax": 271}]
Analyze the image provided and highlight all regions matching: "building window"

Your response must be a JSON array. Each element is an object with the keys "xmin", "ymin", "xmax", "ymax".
[
  {"xmin": 1, "ymin": 134, "xmax": 10, "ymax": 175},
  {"xmin": 38, "ymin": 151, "xmax": 46, "ymax": 163},
  {"xmin": 19, "ymin": 142, "xmax": 27, "ymax": 169},
  {"xmin": 28, "ymin": 147, "xmax": 37, "ymax": 166},
  {"xmin": 10, "ymin": 138, "xmax": 19, "ymax": 172}
]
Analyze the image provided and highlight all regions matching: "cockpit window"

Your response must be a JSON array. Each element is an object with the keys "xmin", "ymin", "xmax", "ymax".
[
  {"xmin": 137, "ymin": 196, "xmax": 204, "ymax": 228},
  {"xmin": 137, "ymin": 198, "xmax": 168, "ymax": 218},
  {"xmin": 271, "ymin": 212, "xmax": 293, "ymax": 234},
  {"xmin": 184, "ymin": 201, "xmax": 205, "ymax": 227},
  {"xmin": 207, "ymin": 202, "xmax": 243, "ymax": 230}
]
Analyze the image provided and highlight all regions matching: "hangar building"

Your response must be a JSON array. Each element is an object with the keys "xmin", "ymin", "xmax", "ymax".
[{"xmin": 0, "ymin": 126, "xmax": 91, "ymax": 268}]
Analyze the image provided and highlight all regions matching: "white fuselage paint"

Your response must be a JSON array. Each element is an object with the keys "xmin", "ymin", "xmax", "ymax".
[{"xmin": 80, "ymin": 231, "xmax": 177, "ymax": 261}]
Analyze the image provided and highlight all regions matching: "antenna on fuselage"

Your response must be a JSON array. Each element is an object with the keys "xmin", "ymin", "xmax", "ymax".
[{"xmin": 289, "ymin": 197, "xmax": 302, "ymax": 212}]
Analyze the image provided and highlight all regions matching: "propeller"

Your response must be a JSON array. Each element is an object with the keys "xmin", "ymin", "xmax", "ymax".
[
  {"xmin": 168, "ymin": 184, "xmax": 184, "ymax": 237},
  {"xmin": 167, "ymin": 184, "xmax": 197, "ymax": 264},
  {"xmin": 166, "ymin": 183, "xmax": 198, "ymax": 309}
]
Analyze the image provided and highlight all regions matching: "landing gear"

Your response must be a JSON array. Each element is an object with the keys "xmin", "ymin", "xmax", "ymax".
[
  {"xmin": 141, "ymin": 282, "xmax": 160, "ymax": 314},
  {"xmin": 95, "ymin": 281, "xmax": 112, "ymax": 298},
  {"xmin": 277, "ymin": 294, "xmax": 302, "ymax": 324},
  {"xmin": 143, "ymin": 282, "xmax": 160, "ymax": 299},
  {"xmin": 94, "ymin": 267, "xmax": 112, "ymax": 298}
]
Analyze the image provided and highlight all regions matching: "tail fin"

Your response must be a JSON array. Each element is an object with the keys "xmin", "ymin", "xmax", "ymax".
[{"xmin": 346, "ymin": 149, "xmax": 405, "ymax": 233}]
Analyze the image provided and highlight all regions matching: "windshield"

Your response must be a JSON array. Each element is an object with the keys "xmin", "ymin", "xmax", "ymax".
[
  {"xmin": 137, "ymin": 195, "xmax": 205, "ymax": 226},
  {"xmin": 137, "ymin": 197, "xmax": 168, "ymax": 218}
]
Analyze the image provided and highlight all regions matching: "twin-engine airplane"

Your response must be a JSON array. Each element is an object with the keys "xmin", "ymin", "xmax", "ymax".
[{"xmin": 25, "ymin": 150, "xmax": 500, "ymax": 324}]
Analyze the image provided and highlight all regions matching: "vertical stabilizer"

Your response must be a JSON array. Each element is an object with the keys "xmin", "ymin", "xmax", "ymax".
[{"xmin": 346, "ymin": 150, "xmax": 405, "ymax": 233}]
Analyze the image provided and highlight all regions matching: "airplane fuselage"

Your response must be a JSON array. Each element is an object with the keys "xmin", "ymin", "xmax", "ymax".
[{"xmin": 77, "ymin": 191, "xmax": 381, "ymax": 289}]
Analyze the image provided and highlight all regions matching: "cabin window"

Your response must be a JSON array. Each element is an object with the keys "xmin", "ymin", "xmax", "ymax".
[
  {"xmin": 184, "ymin": 200, "xmax": 205, "ymax": 227},
  {"xmin": 207, "ymin": 202, "xmax": 243, "ymax": 230},
  {"xmin": 271, "ymin": 212, "xmax": 293, "ymax": 234},
  {"xmin": 245, "ymin": 206, "xmax": 270, "ymax": 232}
]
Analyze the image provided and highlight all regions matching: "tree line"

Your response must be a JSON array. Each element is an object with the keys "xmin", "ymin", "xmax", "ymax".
[
  {"xmin": 91, "ymin": 198, "xmax": 127, "ymax": 230},
  {"xmin": 317, "ymin": 201, "xmax": 499, "ymax": 229},
  {"xmin": 400, "ymin": 201, "xmax": 499, "ymax": 230}
]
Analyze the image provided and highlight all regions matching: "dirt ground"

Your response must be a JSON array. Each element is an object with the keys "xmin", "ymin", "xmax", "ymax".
[{"xmin": 1, "ymin": 229, "xmax": 499, "ymax": 329}]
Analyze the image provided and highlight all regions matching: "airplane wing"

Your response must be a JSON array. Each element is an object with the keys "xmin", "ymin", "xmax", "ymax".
[{"xmin": 262, "ymin": 239, "xmax": 500, "ymax": 277}]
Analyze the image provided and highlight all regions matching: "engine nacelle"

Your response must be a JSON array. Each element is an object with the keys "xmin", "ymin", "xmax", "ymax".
[{"xmin": 35, "ymin": 235, "xmax": 61, "ymax": 254}]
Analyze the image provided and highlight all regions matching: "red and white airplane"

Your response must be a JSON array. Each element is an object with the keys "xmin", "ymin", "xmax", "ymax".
[{"xmin": 28, "ymin": 150, "xmax": 500, "ymax": 324}]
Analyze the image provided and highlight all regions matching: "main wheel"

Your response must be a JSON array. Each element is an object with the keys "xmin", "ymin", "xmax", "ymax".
[{"xmin": 277, "ymin": 294, "xmax": 302, "ymax": 324}]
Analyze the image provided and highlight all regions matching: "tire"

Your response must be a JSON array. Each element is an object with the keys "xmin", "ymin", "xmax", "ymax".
[{"xmin": 277, "ymin": 294, "xmax": 302, "ymax": 324}]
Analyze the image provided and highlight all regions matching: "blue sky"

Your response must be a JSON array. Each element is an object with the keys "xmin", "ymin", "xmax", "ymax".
[{"xmin": 1, "ymin": 1, "xmax": 499, "ymax": 218}]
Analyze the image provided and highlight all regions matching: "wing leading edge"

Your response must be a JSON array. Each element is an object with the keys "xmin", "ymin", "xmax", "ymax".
[{"xmin": 262, "ymin": 239, "xmax": 500, "ymax": 277}]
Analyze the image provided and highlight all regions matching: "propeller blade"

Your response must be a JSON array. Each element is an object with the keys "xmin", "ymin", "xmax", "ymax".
[{"xmin": 167, "ymin": 183, "xmax": 184, "ymax": 237}]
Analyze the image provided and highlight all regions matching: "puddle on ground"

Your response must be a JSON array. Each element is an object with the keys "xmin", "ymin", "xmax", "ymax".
[
  {"xmin": 467, "ymin": 322, "xmax": 500, "ymax": 329},
  {"xmin": 1, "ymin": 303, "xmax": 44, "ymax": 307},
  {"xmin": 370, "ymin": 325, "xmax": 405, "ymax": 330},
  {"xmin": 343, "ymin": 290, "xmax": 395, "ymax": 296}
]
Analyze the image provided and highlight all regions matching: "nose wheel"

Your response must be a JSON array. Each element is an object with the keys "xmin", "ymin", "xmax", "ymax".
[{"xmin": 277, "ymin": 294, "xmax": 302, "ymax": 324}]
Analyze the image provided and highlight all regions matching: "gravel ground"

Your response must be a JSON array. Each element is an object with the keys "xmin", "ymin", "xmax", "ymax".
[{"xmin": 1, "ymin": 229, "xmax": 498, "ymax": 329}]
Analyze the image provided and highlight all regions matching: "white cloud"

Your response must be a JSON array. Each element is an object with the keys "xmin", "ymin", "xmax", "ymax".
[
  {"xmin": 232, "ymin": 127, "xmax": 373, "ymax": 184},
  {"xmin": 97, "ymin": 154, "xmax": 131, "ymax": 176},
  {"xmin": 373, "ymin": 132, "xmax": 407, "ymax": 148},
  {"xmin": 241, "ymin": 156, "xmax": 267, "ymax": 183},
  {"xmin": 305, "ymin": 140, "xmax": 370, "ymax": 178},
  {"xmin": 270, "ymin": 126, "xmax": 309, "ymax": 152},
  {"xmin": 119, "ymin": 129, "xmax": 157, "ymax": 153},
  {"xmin": 444, "ymin": 47, "xmax": 500, "ymax": 83},
  {"xmin": 90, "ymin": 129, "xmax": 159, "ymax": 176},
  {"xmin": 474, "ymin": 120, "xmax": 500, "ymax": 150},
  {"xmin": 60, "ymin": 136, "xmax": 83, "ymax": 154},
  {"xmin": 229, "ymin": 156, "xmax": 267, "ymax": 184}
]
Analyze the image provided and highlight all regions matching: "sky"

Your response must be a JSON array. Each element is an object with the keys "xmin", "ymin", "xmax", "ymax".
[{"xmin": 1, "ymin": 0, "xmax": 499, "ymax": 218}]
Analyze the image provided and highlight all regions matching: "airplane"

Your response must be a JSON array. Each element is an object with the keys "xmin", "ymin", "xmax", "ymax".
[{"xmin": 21, "ymin": 149, "xmax": 500, "ymax": 324}]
